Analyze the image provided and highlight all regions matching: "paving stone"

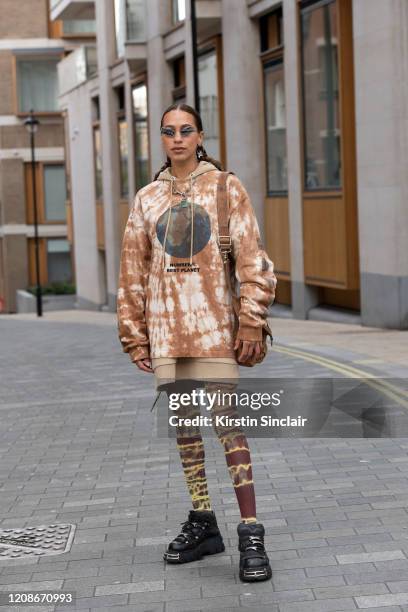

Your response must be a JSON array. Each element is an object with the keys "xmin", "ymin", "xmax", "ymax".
[
  {"xmin": 164, "ymin": 594, "xmax": 240, "ymax": 611},
  {"xmin": 337, "ymin": 551, "xmax": 405, "ymax": 564},
  {"xmin": 346, "ymin": 570, "xmax": 408, "ymax": 585},
  {"xmin": 95, "ymin": 579, "xmax": 164, "ymax": 596},
  {"xmin": 278, "ymin": 597, "xmax": 357, "ymax": 611},
  {"xmin": 313, "ymin": 583, "xmax": 389, "ymax": 598},
  {"xmin": 355, "ymin": 592, "xmax": 408, "ymax": 608},
  {"xmin": 1, "ymin": 315, "xmax": 408, "ymax": 611}
]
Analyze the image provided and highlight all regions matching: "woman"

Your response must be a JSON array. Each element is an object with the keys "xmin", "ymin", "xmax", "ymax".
[{"xmin": 117, "ymin": 103, "xmax": 277, "ymax": 582}]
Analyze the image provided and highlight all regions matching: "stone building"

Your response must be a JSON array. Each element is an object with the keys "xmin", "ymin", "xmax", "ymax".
[
  {"xmin": 43, "ymin": 0, "xmax": 408, "ymax": 328},
  {"xmin": 0, "ymin": 0, "xmax": 96, "ymax": 312}
]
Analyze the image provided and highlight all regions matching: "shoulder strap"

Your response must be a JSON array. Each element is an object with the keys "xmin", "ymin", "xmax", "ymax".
[
  {"xmin": 217, "ymin": 171, "xmax": 234, "ymax": 262},
  {"xmin": 217, "ymin": 171, "xmax": 240, "ymax": 316}
]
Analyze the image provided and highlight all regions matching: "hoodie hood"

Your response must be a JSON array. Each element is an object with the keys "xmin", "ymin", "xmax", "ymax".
[
  {"xmin": 156, "ymin": 160, "xmax": 218, "ymax": 182},
  {"xmin": 157, "ymin": 161, "xmax": 219, "ymax": 269}
]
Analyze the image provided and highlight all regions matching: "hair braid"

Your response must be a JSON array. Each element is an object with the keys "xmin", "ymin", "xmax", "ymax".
[{"xmin": 153, "ymin": 156, "xmax": 171, "ymax": 181}]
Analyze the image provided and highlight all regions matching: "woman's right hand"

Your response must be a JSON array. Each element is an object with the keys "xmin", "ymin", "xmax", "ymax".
[{"xmin": 136, "ymin": 359, "xmax": 153, "ymax": 373}]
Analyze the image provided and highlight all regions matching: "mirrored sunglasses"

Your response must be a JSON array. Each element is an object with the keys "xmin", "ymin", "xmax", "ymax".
[{"xmin": 160, "ymin": 126, "xmax": 197, "ymax": 138}]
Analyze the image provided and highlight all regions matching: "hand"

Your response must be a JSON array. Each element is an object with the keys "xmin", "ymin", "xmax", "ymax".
[
  {"xmin": 233, "ymin": 338, "xmax": 263, "ymax": 364},
  {"xmin": 136, "ymin": 358, "xmax": 153, "ymax": 373}
]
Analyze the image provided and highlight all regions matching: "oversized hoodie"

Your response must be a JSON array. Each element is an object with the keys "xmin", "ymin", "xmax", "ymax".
[{"xmin": 117, "ymin": 160, "xmax": 277, "ymax": 362}]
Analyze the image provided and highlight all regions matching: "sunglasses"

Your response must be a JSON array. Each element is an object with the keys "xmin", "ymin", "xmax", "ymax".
[{"xmin": 160, "ymin": 125, "xmax": 198, "ymax": 138}]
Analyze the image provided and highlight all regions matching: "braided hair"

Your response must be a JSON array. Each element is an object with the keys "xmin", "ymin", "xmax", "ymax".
[{"xmin": 153, "ymin": 103, "xmax": 224, "ymax": 181}]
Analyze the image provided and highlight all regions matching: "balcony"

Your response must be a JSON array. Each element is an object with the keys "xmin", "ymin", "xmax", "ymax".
[
  {"xmin": 195, "ymin": 0, "xmax": 221, "ymax": 38},
  {"xmin": 50, "ymin": 0, "xmax": 95, "ymax": 21},
  {"xmin": 58, "ymin": 46, "xmax": 97, "ymax": 96},
  {"xmin": 114, "ymin": 0, "xmax": 146, "ymax": 70},
  {"xmin": 164, "ymin": 0, "xmax": 222, "ymax": 60}
]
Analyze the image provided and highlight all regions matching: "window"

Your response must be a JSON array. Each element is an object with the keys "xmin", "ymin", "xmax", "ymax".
[
  {"xmin": 132, "ymin": 83, "xmax": 149, "ymax": 190},
  {"xmin": 118, "ymin": 120, "xmax": 128, "ymax": 197},
  {"xmin": 264, "ymin": 59, "xmax": 287, "ymax": 193},
  {"xmin": 126, "ymin": 0, "xmax": 146, "ymax": 42},
  {"xmin": 114, "ymin": 0, "xmax": 126, "ymax": 56},
  {"xmin": 115, "ymin": 0, "xmax": 146, "ymax": 55},
  {"xmin": 92, "ymin": 96, "xmax": 102, "ymax": 200},
  {"xmin": 62, "ymin": 20, "xmax": 96, "ymax": 35},
  {"xmin": 116, "ymin": 86, "xmax": 128, "ymax": 198},
  {"xmin": 46, "ymin": 238, "xmax": 72, "ymax": 283},
  {"xmin": 44, "ymin": 165, "xmax": 67, "ymax": 221},
  {"xmin": 91, "ymin": 96, "xmax": 100, "ymax": 122},
  {"xmin": 16, "ymin": 58, "xmax": 59, "ymax": 113},
  {"xmin": 25, "ymin": 162, "xmax": 67, "ymax": 224},
  {"xmin": 260, "ymin": 7, "xmax": 287, "ymax": 195},
  {"xmin": 172, "ymin": 56, "xmax": 186, "ymax": 102},
  {"xmin": 172, "ymin": 0, "xmax": 186, "ymax": 24},
  {"xmin": 260, "ymin": 6, "xmax": 283, "ymax": 52},
  {"xmin": 93, "ymin": 126, "xmax": 103, "ymax": 200},
  {"xmin": 301, "ymin": 0, "xmax": 341, "ymax": 189},
  {"xmin": 198, "ymin": 49, "xmax": 220, "ymax": 160}
]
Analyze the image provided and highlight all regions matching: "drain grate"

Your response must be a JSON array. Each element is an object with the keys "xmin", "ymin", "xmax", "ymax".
[{"xmin": 0, "ymin": 524, "xmax": 76, "ymax": 559}]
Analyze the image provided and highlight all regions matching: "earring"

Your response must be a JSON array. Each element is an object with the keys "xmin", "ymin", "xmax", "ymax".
[{"xmin": 197, "ymin": 146, "xmax": 203, "ymax": 160}]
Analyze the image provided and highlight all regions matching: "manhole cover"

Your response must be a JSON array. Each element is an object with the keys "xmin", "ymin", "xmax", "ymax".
[{"xmin": 0, "ymin": 524, "xmax": 76, "ymax": 559}]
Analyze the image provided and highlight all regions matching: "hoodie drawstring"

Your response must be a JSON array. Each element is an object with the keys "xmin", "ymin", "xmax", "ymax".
[
  {"xmin": 189, "ymin": 174, "xmax": 194, "ymax": 265},
  {"xmin": 162, "ymin": 176, "xmax": 176, "ymax": 270},
  {"xmin": 162, "ymin": 173, "xmax": 195, "ymax": 269},
  {"xmin": 162, "ymin": 207, "xmax": 173, "ymax": 270}
]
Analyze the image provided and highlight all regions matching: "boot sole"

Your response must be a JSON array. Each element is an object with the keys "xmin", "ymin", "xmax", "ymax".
[
  {"xmin": 163, "ymin": 534, "xmax": 225, "ymax": 564},
  {"xmin": 239, "ymin": 565, "xmax": 272, "ymax": 582}
]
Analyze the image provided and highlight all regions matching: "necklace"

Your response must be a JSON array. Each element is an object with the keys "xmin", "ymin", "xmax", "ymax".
[
  {"xmin": 171, "ymin": 175, "xmax": 193, "ymax": 199},
  {"xmin": 173, "ymin": 187, "xmax": 189, "ymax": 197}
]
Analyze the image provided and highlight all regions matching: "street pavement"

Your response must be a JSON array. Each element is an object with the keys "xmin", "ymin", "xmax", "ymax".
[{"xmin": 0, "ymin": 310, "xmax": 408, "ymax": 612}]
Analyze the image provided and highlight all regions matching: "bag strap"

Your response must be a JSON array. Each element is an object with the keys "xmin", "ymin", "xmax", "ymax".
[
  {"xmin": 216, "ymin": 171, "xmax": 274, "ymax": 348},
  {"xmin": 216, "ymin": 171, "xmax": 240, "ymax": 317},
  {"xmin": 216, "ymin": 171, "xmax": 233, "ymax": 263}
]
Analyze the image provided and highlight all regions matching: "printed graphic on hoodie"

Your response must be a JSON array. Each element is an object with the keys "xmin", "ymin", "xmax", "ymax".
[
  {"xmin": 156, "ymin": 199, "xmax": 211, "ymax": 273},
  {"xmin": 117, "ymin": 160, "xmax": 277, "ymax": 361}
]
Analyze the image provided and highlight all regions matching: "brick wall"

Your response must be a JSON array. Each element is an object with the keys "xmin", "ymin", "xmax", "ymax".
[
  {"xmin": 0, "ymin": 52, "xmax": 14, "ymax": 114},
  {"xmin": 0, "ymin": 0, "xmax": 49, "ymax": 39}
]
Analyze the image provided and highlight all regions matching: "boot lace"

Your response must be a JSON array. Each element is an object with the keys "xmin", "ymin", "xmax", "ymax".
[
  {"xmin": 176, "ymin": 519, "xmax": 206, "ymax": 544},
  {"xmin": 242, "ymin": 535, "xmax": 265, "ymax": 553}
]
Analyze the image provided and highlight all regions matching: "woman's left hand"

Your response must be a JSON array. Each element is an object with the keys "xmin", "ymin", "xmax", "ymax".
[{"xmin": 234, "ymin": 338, "xmax": 262, "ymax": 364}]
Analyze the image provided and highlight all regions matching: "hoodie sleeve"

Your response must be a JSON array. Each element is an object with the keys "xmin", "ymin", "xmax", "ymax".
[
  {"xmin": 117, "ymin": 192, "xmax": 151, "ymax": 362},
  {"xmin": 228, "ymin": 174, "xmax": 278, "ymax": 342}
]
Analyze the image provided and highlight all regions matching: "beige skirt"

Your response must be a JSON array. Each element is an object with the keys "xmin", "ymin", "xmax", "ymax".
[{"xmin": 151, "ymin": 357, "xmax": 239, "ymax": 390}]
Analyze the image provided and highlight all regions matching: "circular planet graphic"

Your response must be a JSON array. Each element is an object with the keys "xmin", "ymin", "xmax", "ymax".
[{"xmin": 156, "ymin": 199, "xmax": 211, "ymax": 257}]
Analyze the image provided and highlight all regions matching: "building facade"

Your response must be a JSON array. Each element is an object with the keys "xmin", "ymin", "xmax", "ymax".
[
  {"xmin": 0, "ymin": 0, "xmax": 97, "ymax": 313},
  {"xmin": 50, "ymin": 0, "xmax": 407, "ymax": 329}
]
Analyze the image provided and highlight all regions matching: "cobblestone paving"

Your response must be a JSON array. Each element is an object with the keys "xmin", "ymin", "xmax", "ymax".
[{"xmin": 0, "ymin": 313, "xmax": 408, "ymax": 611}]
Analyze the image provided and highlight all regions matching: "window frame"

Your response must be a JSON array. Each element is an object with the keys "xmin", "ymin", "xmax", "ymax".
[
  {"xmin": 45, "ymin": 236, "xmax": 73, "ymax": 285},
  {"xmin": 299, "ymin": 0, "xmax": 342, "ymax": 193},
  {"xmin": 260, "ymin": 5, "xmax": 284, "ymax": 52},
  {"xmin": 131, "ymin": 77, "xmax": 150, "ymax": 190},
  {"xmin": 92, "ymin": 121, "xmax": 103, "ymax": 203},
  {"xmin": 27, "ymin": 235, "xmax": 73, "ymax": 286},
  {"xmin": 263, "ymin": 57, "xmax": 288, "ymax": 197},
  {"xmin": 259, "ymin": 5, "xmax": 287, "ymax": 197},
  {"xmin": 196, "ymin": 35, "xmax": 225, "ymax": 168},
  {"xmin": 116, "ymin": 85, "xmax": 129, "ymax": 199},
  {"xmin": 172, "ymin": 56, "xmax": 186, "ymax": 103},
  {"xmin": 25, "ymin": 160, "xmax": 67, "ymax": 225}
]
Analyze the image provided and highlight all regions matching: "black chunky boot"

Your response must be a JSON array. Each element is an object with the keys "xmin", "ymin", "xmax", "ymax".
[
  {"xmin": 163, "ymin": 509, "xmax": 225, "ymax": 564},
  {"xmin": 237, "ymin": 522, "xmax": 272, "ymax": 581}
]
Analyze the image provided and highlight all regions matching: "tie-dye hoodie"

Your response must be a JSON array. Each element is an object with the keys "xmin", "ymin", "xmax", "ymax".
[{"xmin": 117, "ymin": 160, "xmax": 277, "ymax": 362}]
